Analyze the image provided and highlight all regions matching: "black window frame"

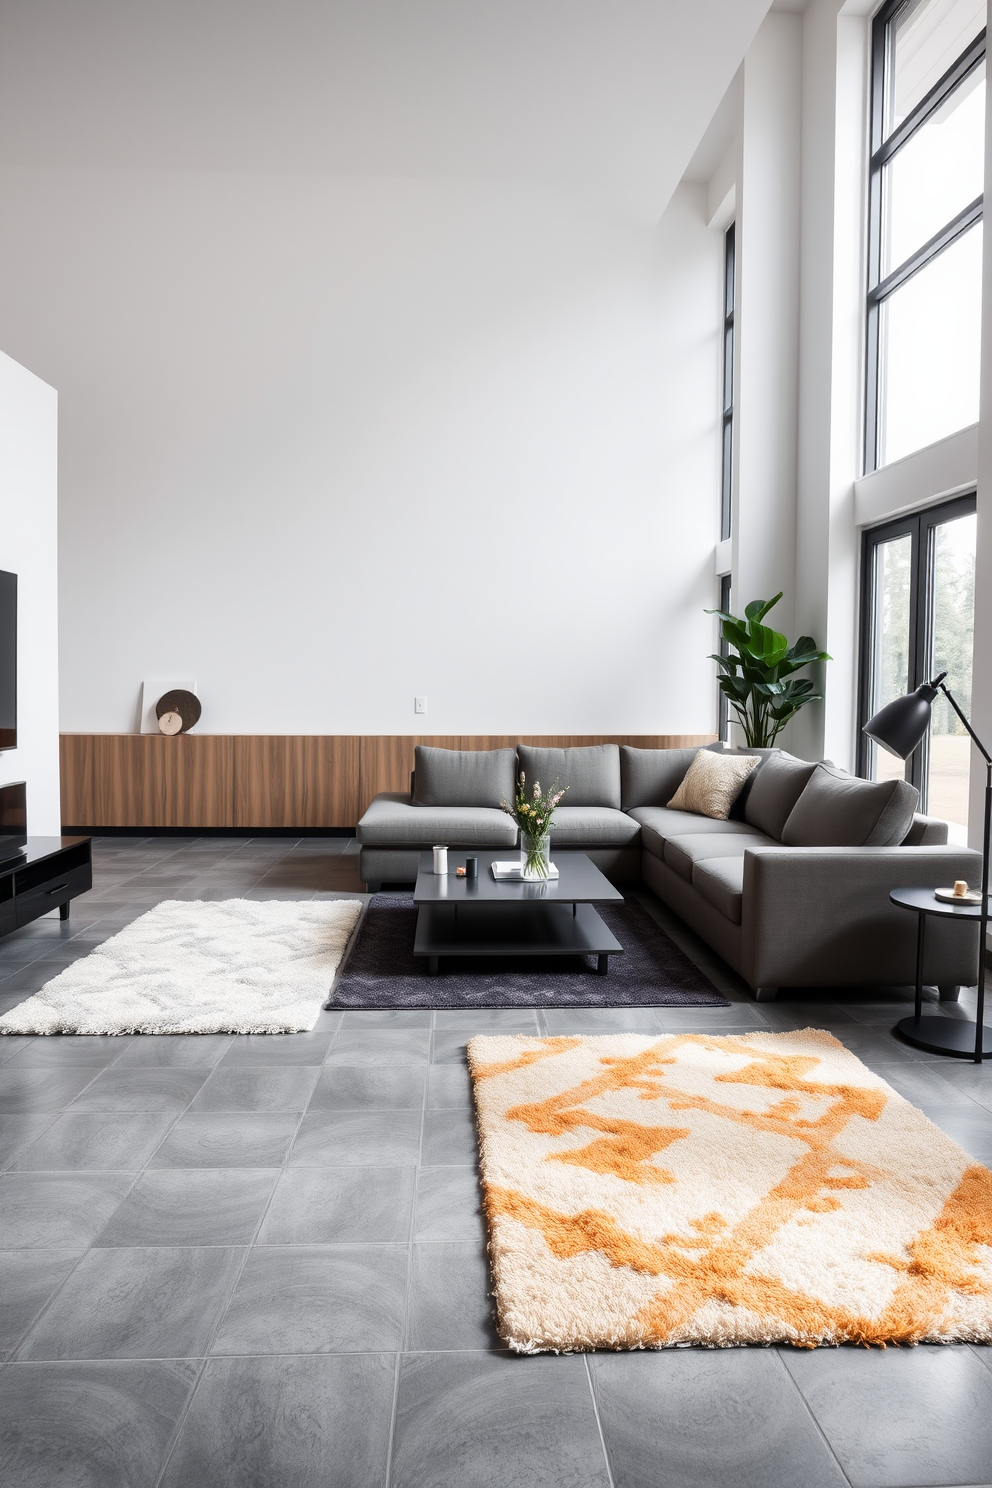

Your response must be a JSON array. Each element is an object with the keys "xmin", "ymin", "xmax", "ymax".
[
  {"xmin": 864, "ymin": 1, "xmax": 986, "ymax": 474},
  {"xmin": 721, "ymin": 222, "xmax": 735, "ymax": 542},
  {"xmin": 717, "ymin": 573, "xmax": 732, "ymax": 742},
  {"xmin": 856, "ymin": 490, "xmax": 977, "ymax": 805}
]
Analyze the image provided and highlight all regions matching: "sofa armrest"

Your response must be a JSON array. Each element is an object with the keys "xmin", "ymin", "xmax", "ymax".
[
  {"xmin": 357, "ymin": 792, "xmax": 413, "ymax": 840},
  {"xmin": 903, "ymin": 813, "xmax": 949, "ymax": 846},
  {"xmin": 740, "ymin": 845, "xmax": 983, "ymax": 990}
]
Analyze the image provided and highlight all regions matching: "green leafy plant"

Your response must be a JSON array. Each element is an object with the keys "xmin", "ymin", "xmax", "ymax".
[{"xmin": 706, "ymin": 593, "xmax": 831, "ymax": 748}]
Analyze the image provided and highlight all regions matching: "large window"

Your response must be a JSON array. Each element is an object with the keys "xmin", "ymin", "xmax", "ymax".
[
  {"xmin": 865, "ymin": 0, "xmax": 986, "ymax": 471},
  {"xmin": 721, "ymin": 223, "xmax": 735, "ymax": 541},
  {"xmin": 857, "ymin": 493, "xmax": 977, "ymax": 837}
]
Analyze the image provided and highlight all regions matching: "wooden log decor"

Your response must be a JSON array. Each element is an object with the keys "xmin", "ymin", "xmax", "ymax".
[{"xmin": 156, "ymin": 689, "xmax": 201, "ymax": 735}]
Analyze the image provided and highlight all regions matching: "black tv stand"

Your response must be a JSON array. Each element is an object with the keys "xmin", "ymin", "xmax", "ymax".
[{"xmin": 0, "ymin": 837, "xmax": 92, "ymax": 937}]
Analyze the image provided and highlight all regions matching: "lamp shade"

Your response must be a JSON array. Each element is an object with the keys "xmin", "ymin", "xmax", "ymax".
[{"xmin": 863, "ymin": 680, "xmax": 940, "ymax": 760}]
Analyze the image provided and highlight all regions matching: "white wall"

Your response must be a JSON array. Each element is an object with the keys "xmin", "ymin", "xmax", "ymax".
[
  {"xmin": 0, "ymin": 171, "xmax": 725, "ymax": 736},
  {"xmin": 0, "ymin": 351, "xmax": 60, "ymax": 833}
]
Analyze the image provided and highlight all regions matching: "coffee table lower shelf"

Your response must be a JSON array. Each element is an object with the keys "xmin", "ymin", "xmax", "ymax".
[{"xmin": 414, "ymin": 902, "xmax": 623, "ymax": 976}]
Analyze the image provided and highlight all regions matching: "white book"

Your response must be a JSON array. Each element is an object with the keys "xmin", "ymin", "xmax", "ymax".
[{"xmin": 491, "ymin": 861, "xmax": 559, "ymax": 881}]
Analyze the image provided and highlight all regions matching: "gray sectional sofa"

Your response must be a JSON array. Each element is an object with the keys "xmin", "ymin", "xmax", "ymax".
[{"xmin": 357, "ymin": 742, "xmax": 982, "ymax": 1000}]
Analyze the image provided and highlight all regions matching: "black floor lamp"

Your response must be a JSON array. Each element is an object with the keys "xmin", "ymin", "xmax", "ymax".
[{"xmin": 864, "ymin": 671, "xmax": 990, "ymax": 1062}]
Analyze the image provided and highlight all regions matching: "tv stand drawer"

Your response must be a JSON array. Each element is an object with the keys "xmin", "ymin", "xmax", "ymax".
[
  {"xmin": 0, "ymin": 838, "xmax": 93, "ymax": 938},
  {"xmin": 15, "ymin": 862, "xmax": 92, "ymax": 927}
]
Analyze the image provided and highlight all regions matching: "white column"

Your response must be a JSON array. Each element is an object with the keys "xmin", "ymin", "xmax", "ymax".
[
  {"xmin": 733, "ymin": 13, "xmax": 803, "ymax": 664},
  {"xmin": 0, "ymin": 351, "xmax": 60, "ymax": 834},
  {"xmin": 792, "ymin": 0, "xmax": 868, "ymax": 768}
]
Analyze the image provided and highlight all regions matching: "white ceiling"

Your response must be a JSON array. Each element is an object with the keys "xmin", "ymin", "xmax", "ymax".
[{"xmin": 0, "ymin": 0, "xmax": 773, "ymax": 214}]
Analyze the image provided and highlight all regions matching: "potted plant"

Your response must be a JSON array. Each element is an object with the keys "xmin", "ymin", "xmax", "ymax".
[
  {"xmin": 501, "ymin": 774, "xmax": 568, "ymax": 880},
  {"xmin": 707, "ymin": 593, "xmax": 831, "ymax": 748}
]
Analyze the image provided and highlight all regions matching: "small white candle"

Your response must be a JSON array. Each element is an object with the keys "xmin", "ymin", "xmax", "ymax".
[{"xmin": 433, "ymin": 846, "xmax": 448, "ymax": 875}]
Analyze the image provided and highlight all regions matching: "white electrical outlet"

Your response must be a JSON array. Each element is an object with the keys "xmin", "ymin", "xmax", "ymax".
[{"xmin": 414, "ymin": 696, "xmax": 427, "ymax": 714}]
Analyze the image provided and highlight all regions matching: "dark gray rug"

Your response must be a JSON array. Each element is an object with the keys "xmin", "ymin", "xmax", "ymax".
[{"xmin": 330, "ymin": 895, "xmax": 730, "ymax": 1009}]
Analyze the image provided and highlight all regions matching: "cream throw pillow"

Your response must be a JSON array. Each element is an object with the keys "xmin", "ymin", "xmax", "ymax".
[{"xmin": 667, "ymin": 750, "xmax": 759, "ymax": 820}]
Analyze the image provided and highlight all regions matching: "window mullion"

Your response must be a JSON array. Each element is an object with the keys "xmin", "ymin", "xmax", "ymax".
[
  {"xmin": 871, "ymin": 29, "xmax": 986, "ymax": 169},
  {"xmin": 870, "ymin": 196, "xmax": 984, "ymax": 306}
]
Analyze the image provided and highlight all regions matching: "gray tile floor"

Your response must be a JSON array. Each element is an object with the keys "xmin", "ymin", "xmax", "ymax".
[{"xmin": 0, "ymin": 835, "xmax": 990, "ymax": 1488}]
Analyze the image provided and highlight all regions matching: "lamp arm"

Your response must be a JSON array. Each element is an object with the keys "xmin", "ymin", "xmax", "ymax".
[{"xmin": 937, "ymin": 683, "xmax": 992, "ymax": 767}]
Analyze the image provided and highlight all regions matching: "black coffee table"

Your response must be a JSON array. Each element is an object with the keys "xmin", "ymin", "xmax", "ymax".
[{"xmin": 413, "ymin": 849, "xmax": 624, "ymax": 976}]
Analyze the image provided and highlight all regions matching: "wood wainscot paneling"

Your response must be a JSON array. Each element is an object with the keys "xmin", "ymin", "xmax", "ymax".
[
  {"xmin": 62, "ymin": 732, "xmax": 717, "ymax": 830},
  {"xmin": 355, "ymin": 734, "xmax": 716, "ymax": 816},
  {"xmin": 61, "ymin": 734, "xmax": 235, "ymax": 828},
  {"xmin": 233, "ymin": 736, "xmax": 361, "ymax": 828}
]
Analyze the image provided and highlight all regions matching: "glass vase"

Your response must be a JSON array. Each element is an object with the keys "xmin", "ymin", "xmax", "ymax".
[{"xmin": 520, "ymin": 831, "xmax": 552, "ymax": 880}]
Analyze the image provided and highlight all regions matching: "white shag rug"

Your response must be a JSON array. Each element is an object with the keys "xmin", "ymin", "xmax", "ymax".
[{"xmin": 0, "ymin": 898, "xmax": 365, "ymax": 1036}]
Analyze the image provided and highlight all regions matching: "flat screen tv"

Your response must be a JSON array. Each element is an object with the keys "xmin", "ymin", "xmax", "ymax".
[
  {"xmin": 0, "ymin": 781, "xmax": 26, "ymax": 866},
  {"xmin": 0, "ymin": 570, "xmax": 15, "ymax": 750}
]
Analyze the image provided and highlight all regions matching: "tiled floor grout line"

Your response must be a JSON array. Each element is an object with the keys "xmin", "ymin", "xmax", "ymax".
[
  {"xmin": 7, "ymin": 1157, "xmax": 153, "ymax": 1361},
  {"xmin": 583, "ymin": 1355, "xmax": 617, "ymax": 1488},
  {"xmin": 0, "ymin": 1107, "xmax": 70, "ymax": 1170},
  {"xmin": 150, "ymin": 1013, "xmax": 328, "ymax": 1488},
  {"xmin": 151, "ymin": 1354, "xmax": 213, "ymax": 1488},
  {"xmin": 768, "ymin": 1348, "xmax": 856, "ymax": 1488},
  {"xmin": 382, "ymin": 1350, "xmax": 404, "ymax": 1488},
  {"xmin": 385, "ymin": 1026, "xmax": 431, "ymax": 1488}
]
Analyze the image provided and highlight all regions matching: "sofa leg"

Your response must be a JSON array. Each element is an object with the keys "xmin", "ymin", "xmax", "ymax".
[
  {"xmin": 938, "ymin": 984, "xmax": 962, "ymax": 1002},
  {"xmin": 364, "ymin": 882, "xmax": 382, "ymax": 894},
  {"xmin": 754, "ymin": 986, "xmax": 779, "ymax": 1002}
]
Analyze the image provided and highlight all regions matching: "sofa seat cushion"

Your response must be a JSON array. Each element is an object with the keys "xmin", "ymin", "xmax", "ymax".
[
  {"xmin": 663, "ymin": 830, "xmax": 778, "ymax": 882},
  {"xmin": 628, "ymin": 806, "xmax": 765, "ymax": 860},
  {"xmin": 692, "ymin": 857, "xmax": 745, "ymax": 924},
  {"xmin": 357, "ymin": 793, "xmax": 518, "ymax": 847},
  {"xmin": 548, "ymin": 807, "xmax": 641, "ymax": 847}
]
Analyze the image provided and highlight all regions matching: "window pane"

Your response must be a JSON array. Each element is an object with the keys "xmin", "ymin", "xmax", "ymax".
[
  {"xmin": 928, "ymin": 511, "xmax": 976, "ymax": 834},
  {"xmin": 878, "ymin": 220, "xmax": 982, "ymax": 466},
  {"xmin": 882, "ymin": 61, "xmax": 984, "ymax": 275},
  {"xmin": 887, "ymin": 0, "xmax": 986, "ymax": 136},
  {"xmin": 869, "ymin": 533, "xmax": 913, "ymax": 783}
]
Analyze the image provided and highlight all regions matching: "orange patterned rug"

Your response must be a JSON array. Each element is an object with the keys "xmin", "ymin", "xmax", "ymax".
[{"xmin": 467, "ymin": 1030, "xmax": 992, "ymax": 1352}]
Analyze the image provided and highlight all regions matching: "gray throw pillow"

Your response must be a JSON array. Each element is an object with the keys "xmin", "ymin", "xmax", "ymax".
[
  {"xmin": 517, "ymin": 744, "xmax": 621, "ymax": 808},
  {"xmin": 744, "ymin": 753, "xmax": 819, "ymax": 841},
  {"xmin": 411, "ymin": 746, "xmax": 517, "ymax": 809},
  {"xmin": 780, "ymin": 765, "xmax": 919, "ymax": 847},
  {"xmin": 620, "ymin": 747, "xmax": 700, "ymax": 809}
]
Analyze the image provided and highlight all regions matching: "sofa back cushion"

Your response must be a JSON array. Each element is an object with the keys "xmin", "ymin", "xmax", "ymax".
[
  {"xmin": 620, "ymin": 747, "xmax": 700, "ymax": 809},
  {"xmin": 780, "ymin": 765, "xmax": 919, "ymax": 847},
  {"xmin": 411, "ymin": 746, "xmax": 517, "ymax": 809},
  {"xmin": 667, "ymin": 750, "xmax": 759, "ymax": 820},
  {"xmin": 706, "ymin": 744, "xmax": 775, "ymax": 819},
  {"xmin": 517, "ymin": 743, "xmax": 621, "ymax": 808},
  {"xmin": 744, "ymin": 753, "xmax": 819, "ymax": 841}
]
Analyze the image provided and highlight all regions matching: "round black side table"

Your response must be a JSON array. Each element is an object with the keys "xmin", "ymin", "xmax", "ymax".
[{"xmin": 890, "ymin": 887, "xmax": 992, "ymax": 1062}]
